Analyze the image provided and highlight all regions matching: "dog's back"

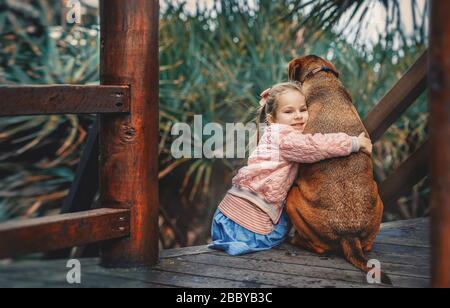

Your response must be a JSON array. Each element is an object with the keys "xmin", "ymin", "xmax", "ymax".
[
  {"xmin": 286, "ymin": 56, "xmax": 389, "ymax": 283},
  {"xmin": 297, "ymin": 79, "xmax": 380, "ymax": 240}
]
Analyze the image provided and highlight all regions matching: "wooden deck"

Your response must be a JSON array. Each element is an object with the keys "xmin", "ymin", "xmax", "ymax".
[{"xmin": 0, "ymin": 218, "xmax": 430, "ymax": 288}]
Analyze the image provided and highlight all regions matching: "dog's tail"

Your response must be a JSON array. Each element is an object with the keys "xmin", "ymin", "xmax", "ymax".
[{"xmin": 340, "ymin": 238, "xmax": 392, "ymax": 285}]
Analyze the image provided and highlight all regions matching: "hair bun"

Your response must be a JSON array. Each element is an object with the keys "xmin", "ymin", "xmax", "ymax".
[{"xmin": 260, "ymin": 88, "xmax": 271, "ymax": 99}]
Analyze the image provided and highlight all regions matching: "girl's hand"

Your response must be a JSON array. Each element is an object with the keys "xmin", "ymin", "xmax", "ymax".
[{"xmin": 358, "ymin": 133, "xmax": 373, "ymax": 156}]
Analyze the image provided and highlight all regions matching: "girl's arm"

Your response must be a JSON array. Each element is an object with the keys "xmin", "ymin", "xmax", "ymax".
[{"xmin": 278, "ymin": 129, "xmax": 359, "ymax": 163}]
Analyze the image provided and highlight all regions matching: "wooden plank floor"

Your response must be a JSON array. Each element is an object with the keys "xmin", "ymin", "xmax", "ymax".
[{"xmin": 0, "ymin": 218, "xmax": 430, "ymax": 288}]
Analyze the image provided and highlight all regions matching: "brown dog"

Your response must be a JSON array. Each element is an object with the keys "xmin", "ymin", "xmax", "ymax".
[{"xmin": 286, "ymin": 55, "xmax": 389, "ymax": 284}]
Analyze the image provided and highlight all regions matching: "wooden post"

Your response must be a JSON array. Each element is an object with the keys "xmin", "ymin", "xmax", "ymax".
[
  {"xmin": 429, "ymin": 0, "xmax": 450, "ymax": 288},
  {"xmin": 99, "ymin": 0, "xmax": 159, "ymax": 267}
]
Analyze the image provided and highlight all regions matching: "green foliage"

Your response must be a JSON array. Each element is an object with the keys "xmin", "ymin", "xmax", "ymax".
[
  {"xmin": 284, "ymin": 0, "xmax": 428, "ymax": 49},
  {"xmin": 0, "ymin": 0, "xmax": 429, "ymax": 243},
  {"xmin": 0, "ymin": 0, "xmax": 98, "ymax": 221},
  {"xmin": 159, "ymin": 0, "xmax": 428, "ymax": 225}
]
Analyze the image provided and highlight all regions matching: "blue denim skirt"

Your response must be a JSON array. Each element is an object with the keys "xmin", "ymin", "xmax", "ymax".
[{"xmin": 208, "ymin": 208, "xmax": 291, "ymax": 256}]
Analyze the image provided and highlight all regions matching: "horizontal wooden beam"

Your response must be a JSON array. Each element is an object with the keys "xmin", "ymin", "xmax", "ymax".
[
  {"xmin": 0, "ymin": 208, "xmax": 130, "ymax": 259},
  {"xmin": 364, "ymin": 51, "xmax": 428, "ymax": 142},
  {"xmin": 0, "ymin": 85, "xmax": 130, "ymax": 116},
  {"xmin": 379, "ymin": 140, "xmax": 429, "ymax": 210}
]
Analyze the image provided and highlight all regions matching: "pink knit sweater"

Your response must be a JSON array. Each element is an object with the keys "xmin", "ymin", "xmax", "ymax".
[{"xmin": 219, "ymin": 123, "xmax": 359, "ymax": 234}]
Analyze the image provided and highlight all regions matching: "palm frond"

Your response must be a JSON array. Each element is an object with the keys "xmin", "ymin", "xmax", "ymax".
[{"xmin": 280, "ymin": 0, "xmax": 428, "ymax": 48}]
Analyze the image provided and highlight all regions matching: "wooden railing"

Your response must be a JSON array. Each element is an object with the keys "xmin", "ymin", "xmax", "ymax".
[
  {"xmin": 379, "ymin": 141, "xmax": 429, "ymax": 210},
  {"xmin": 0, "ymin": 84, "xmax": 133, "ymax": 260},
  {"xmin": 363, "ymin": 51, "xmax": 429, "ymax": 211},
  {"xmin": 0, "ymin": 208, "xmax": 129, "ymax": 259},
  {"xmin": 364, "ymin": 51, "xmax": 428, "ymax": 142},
  {"xmin": 0, "ymin": 85, "xmax": 130, "ymax": 116},
  {"xmin": 0, "ymin": 0, "xmax": 160, "ymax": 267}
]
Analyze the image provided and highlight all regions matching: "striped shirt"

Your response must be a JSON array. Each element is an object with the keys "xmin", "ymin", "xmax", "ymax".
[{"xmin": 218, "ymin": 192, "xmax": 277, "ymax": 235}]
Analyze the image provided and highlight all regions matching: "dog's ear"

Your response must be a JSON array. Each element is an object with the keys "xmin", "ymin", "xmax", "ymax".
[{"xmin": 288, "ymin": 59, "xmax": 303, "ymax": 82}]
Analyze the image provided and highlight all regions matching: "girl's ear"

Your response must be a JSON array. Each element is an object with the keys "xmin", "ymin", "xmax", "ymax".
[{"xmin": 267, "ymin": 114, "xmax": 275, "ymax": 124}]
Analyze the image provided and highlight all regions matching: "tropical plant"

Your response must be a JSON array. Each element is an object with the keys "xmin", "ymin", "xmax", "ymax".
[
  {"xmin": 158, "ymin": 0, "xmax": 429, "ymax": 245},
  {"xmin": 283, "ymin": 0, "xmax": 429, "ymax": 49},
  {"xmin": 0, "ymin": 0, "xmax": 98, "ymax": 221},
  {"xmin": 0, "ymin": 0, "xmax": 429, "ymax": 247}
]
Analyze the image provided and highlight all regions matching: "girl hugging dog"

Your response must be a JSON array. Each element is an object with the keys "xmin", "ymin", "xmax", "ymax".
[{"xmin": 209, "ymin": 81, "xmax": 372, "ymax": 255}]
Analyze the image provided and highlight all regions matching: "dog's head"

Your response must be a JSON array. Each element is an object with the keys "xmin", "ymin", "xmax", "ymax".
[{"xmin": 288, "ymin": 55, "xmax": 339, "ymax": 84}]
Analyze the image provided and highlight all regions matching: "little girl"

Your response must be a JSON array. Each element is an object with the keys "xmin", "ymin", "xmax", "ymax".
[{"xmin": 209, "ymin": 81, "xmax": 372, "ymax": 256}]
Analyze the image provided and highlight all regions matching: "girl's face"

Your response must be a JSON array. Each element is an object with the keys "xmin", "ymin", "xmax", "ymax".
[{"xmin": 268, "ymin": 90, "xmax": 309, "ymax": 131}]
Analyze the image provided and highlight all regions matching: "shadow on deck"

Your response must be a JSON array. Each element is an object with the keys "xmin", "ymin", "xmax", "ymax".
[{"xmin": 0, "ymin": 218, "xmax": 430, "ymax": 288}]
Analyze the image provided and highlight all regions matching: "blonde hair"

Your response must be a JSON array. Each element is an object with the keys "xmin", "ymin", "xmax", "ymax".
[{"xmin": 255, "ymin": 81, "xmax": 304, "ymax": 142}]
